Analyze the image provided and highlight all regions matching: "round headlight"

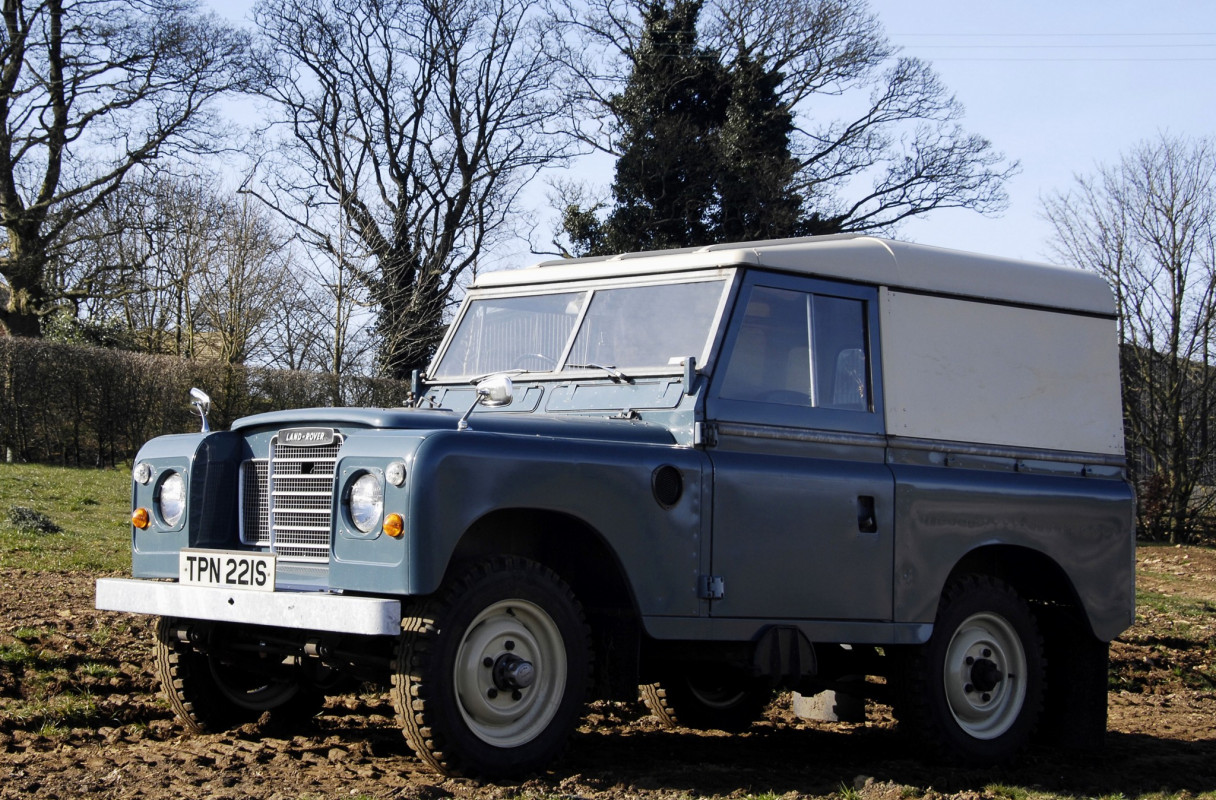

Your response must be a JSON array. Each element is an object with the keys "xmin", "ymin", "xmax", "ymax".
[
  {"xmin": 157, "ymin": 472, "xmax": 186, "ymax": 527},
  {"xmin": 349, "ymin": 473, "xmax": 383, "ymax": 533}
]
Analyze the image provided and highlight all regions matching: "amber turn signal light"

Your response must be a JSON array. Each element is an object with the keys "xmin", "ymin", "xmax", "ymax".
[
  {"xmin": 132, "ymin": 508, "xmax": 151, "ymax": 529},
  {"xmin": 383, "ymin": 513, "xmax": 404, "ymax": 538}
]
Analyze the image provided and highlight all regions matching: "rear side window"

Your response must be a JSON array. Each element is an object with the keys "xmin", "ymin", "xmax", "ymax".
[
  {"xmin": 717, "ymin": 286, "xmax": 870, "ymax": 412},
  {"xmin": 707, "ymin": 274, "xmax": 882, "ymax": 435}
]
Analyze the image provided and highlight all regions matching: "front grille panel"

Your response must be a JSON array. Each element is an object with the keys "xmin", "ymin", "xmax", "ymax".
[
  {"xmin": 242, "ymin": 460, "xmax": 270, "ymax": 542},
  {"xmin": 240, "ymin": 433, "xmax": 342, "ymax": 576}
]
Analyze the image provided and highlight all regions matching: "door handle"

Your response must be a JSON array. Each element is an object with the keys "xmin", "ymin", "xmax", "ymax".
[{"xmin": 857, "ymin": 496, "xmax": 878, "ymax": 533}]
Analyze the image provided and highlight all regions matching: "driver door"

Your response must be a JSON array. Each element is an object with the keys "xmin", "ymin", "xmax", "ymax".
[{"xmin": 704, "ymin": 272, "xmax": 894, "ymax": 622}]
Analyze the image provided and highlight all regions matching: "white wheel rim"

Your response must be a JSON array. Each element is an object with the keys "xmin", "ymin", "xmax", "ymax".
[
  {"xmin": 942, "ymin": 611, "xmax": 1027, "ymax": 740},
  {"xmin": 453, "ymin": 599, "xmax": 567, "ymax": 748}
]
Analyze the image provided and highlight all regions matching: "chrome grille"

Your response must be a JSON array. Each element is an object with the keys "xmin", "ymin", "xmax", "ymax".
[{"xmin": 240, "ymin": 432, "xmax": 341, "ymax": 569}]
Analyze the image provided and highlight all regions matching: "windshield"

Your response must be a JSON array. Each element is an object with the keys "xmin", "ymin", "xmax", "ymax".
[{"xmin": 430, "ymin": 278, "xmax": 730, "ymax": 380}]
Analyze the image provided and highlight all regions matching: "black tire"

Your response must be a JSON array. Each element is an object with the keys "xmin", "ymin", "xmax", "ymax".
[
  {"xmin": 391, "ymin": 556, "xmax": 592, "ymax": 778},
  {"xmin": 1039, "ymin": 613, "xmax": 1109, "ymax": 751},
  {"xmin": 640, "ymin": 666, "xmax": 772, "ymax": 732},
  {"xmin": 899, "ymin": 575, "xmax": 1045, "ymax": 763},
  {"xmin": 154, "ymin": 617, "xmax": 324, "ymax": 733}
]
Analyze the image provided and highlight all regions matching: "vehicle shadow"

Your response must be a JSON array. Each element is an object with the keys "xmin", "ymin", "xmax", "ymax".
[
  {"xmin": 300, "ymin": 695, "xmax": 1216, "ymax": 793},
  {"xmin": 558, "ymin": 724, "xmax": 1216, "ymax": 797}
]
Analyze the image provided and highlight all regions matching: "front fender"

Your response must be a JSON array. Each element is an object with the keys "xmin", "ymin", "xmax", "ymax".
[
  {"xmin": 406, "ymin": 429, "xmax": 708, "ymax": 617},
  {"xmin": 130, "ymin": 431, "xmax": 244, "ymax": 577}
]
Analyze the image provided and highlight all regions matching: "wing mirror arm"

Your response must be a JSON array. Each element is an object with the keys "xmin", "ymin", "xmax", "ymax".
[{"xmin": 457, "ymin": 375, "xmax": 514, "ymax": 431}]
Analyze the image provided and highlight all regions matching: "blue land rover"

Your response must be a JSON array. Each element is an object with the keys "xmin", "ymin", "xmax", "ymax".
[{"xmin": 97, "ymin": 235, "xmax": 1134, "ymax": 776}]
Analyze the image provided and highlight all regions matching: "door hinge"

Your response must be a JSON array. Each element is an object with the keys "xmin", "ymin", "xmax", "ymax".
[
  {"xmin": 698, "ymin": 574, "xmax": 725, "ymax": 600},
  {"xmin": 694, "ymin": 421, "xmax": 718, "ymax": 448}
]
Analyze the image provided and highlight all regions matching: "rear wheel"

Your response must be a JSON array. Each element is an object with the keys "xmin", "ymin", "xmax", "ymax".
[
  {"xmin": 641, "ymin": 666, "xmax": 772, "ymax": 732},
  {"xmin": 899, "ymin": 575, "xmax": 1045, "ymax": 763},
  {"xmin": 391, "ymin": 556, "xmax": 591, "ymax": 777},
  {"xmin": 154, "ymin": 617, "xmax": 323, "ymax": 733}
]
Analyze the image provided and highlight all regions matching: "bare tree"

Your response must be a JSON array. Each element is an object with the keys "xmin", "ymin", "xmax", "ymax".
[
  {"xmin": 193, "ymin": 194, "xmax": 292, "ymax": 366},
  {"xmin": 263, "ymin": 215, "xmax": 378, "ymax": 386},
  {"xmin": 263, "ymin": 269, "xmax": 331, "ymax": 372},
  {"xmin": 251, "ymin": 0, "xmax": 571, "ymax": 380},
  {"xmin": 1043, "ymin": 134, "xmax": 1216, "ymax": 543},
  {"xmin": 0, "ymin": 0, "xmax": 256, "ymax": 338},
  {"xmin": 57, "ymin": 173, "xmax": 224, "ymax": 357},
  {"xmin": 550, "ymin": 0, "xmax": 1015, "ymax": 241},
  {"xmin": 56, "ymin": 173, "xmax": 299, "ymax": 368}
]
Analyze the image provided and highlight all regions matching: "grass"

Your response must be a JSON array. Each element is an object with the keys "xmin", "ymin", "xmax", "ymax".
[
  {"xmin": 0, "ymin": 640, "xmax": 37, "ymax": 667},
  {"xmin": 0, "ymin": 464, "xmax": 132, "ymax": 734},
  {"xmin": 837, "ymin": 785, "xmax": 863, "ymax": 800},
  {"xmin": 1135, "ymin": 589, "xmax": 1216, "ymax": 643},
  {"xmin": 984, "ymin": 786, "xmax": 1032, "ymax": 800},
  {"xmin": 1136, "ymin": 588, "xmax": 1216, "ymax": 621},
  {"xmin": 79, "ymin": 662, "xmax": 120, "ymax": 679},
  {"xmin": 3, "ymin": 689, "xmax": 101, "ymax": 731},
  {"xmin": 0, "ymin": 628, "xmax": 106, "ymax": 732},
  {"xmin": 0, "ymin": 462, "xmax": 130, "ymax": 572}
]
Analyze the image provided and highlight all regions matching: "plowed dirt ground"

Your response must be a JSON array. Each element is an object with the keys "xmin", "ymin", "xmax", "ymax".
[{"xmin": 1, "ymin": 545, "xmax": 1214, "ymax": 800}]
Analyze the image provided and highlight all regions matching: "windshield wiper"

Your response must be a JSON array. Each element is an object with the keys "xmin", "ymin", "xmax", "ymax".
[
  {"xmin": 467, "ymin": 368, "xmax": 533, "ymax": 385},
  {"xmin": 564, "ymin": 363, "xmax": 632, "ymax": 383}
]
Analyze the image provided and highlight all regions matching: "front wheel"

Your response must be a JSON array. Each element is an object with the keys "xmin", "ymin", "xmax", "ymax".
[
  {"xmin": 391, "ymin": 556, "xmax": 591, "ymax": 777},
  {"xmin": 154, "ymin": 617, "xmax": 323, "ymax": 733},
  {"xmin": 899, "ymin": 575, "xmax": 1045, "ymax": 763}
]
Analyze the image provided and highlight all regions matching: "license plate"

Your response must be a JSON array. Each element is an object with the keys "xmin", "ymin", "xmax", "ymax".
[{"xmin": 179, "ymin": 549, "xmax": 276, "ymax": 592}]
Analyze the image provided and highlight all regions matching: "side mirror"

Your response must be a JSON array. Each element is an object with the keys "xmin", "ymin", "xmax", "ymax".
[
  {"xmin": 457, "ymin": 375, "xmax": 514, "ymax": 430},
  {"xmin": 476, "ymin": 374, "xmax": 515, "ymax": 407},
  {"xmin": 189, "ymin": 388, "xmax": 212, "ymax": 433}
]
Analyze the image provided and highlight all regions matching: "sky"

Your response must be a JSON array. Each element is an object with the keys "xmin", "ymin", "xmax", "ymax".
[
  {"xmin": 205, "ymin": 0, "xmax": 1216, "ymax": 268},
  {"xmin": 865, "ymin": 1, "xmax": 1216, "ymax": 263}
]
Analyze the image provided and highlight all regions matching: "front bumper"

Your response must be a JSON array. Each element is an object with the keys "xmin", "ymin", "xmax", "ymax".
[{"xmin": 95, "ymin": 578, "xmax": 402, "ymax": 636}]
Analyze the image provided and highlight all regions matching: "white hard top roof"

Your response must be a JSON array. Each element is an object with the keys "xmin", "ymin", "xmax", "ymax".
[{"xmin": 475, "ymin": 234, "xmax": 1115, "ymax": 316}]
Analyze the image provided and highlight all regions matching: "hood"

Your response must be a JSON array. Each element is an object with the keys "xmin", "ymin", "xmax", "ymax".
[{"xmin": 229, "ymin": 406, "xmax": 677, "ymax": 447}]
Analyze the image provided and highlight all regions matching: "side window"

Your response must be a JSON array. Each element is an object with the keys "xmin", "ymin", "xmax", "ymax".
[
  {"xmin": 813, "ymin": 295, "xmax": 870, "ymax": 411},
  {"xmin": 717, "ymin": 286, "xmax": 871, "ymax": 412}
]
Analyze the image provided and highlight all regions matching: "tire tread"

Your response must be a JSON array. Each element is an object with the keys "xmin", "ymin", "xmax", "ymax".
[
  {"xmin": 390, "ymin": 555, "xmax": 592, "ymax": 777},
  {"xmin": 896, "ymin": 574, "xmax": 1046, "ymax": 764}
]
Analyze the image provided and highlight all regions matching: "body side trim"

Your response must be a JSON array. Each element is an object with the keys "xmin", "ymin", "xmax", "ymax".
[
  {"xmin": 888, "ymin": 436, "xmax": 1128, "ymax": 469},
  {"xmin": 713, "ymin": 422, "xmax": 887, "ymax": 449}
]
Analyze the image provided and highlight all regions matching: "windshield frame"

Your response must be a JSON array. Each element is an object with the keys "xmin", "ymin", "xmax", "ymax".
[{"xmin": 426, "ymin": 268, "xmax": 738, "ymax": 383}]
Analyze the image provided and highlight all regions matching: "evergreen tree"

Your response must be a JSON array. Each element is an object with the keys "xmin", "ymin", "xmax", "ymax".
[
  {"xmin": 562, "ymin": 1, "xmax": 807, "ymax": 255},
  {"xmin": 557, "ymin": 0, "xmax": 1016, "ymax": 255},
  {"xmin": 713, "ymin": 51, "xmax": 803, "ymax": 241},
  {"xmin": 566, "ymin": 0, "xmax": 729, "ymax": 255}
]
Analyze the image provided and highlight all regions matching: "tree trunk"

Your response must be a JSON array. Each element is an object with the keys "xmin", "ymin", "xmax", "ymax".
[
  {"xmin": 374, "ymin": 247, "xmax": 448, "ymax": 381},
  {"xmin": 0, "ymin": 230, "xmax": 50, "ymax": 337}
]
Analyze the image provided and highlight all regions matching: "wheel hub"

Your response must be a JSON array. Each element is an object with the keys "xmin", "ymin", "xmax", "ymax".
[
  {"xmin": 968, "ymin": 656, "xmax": 1002, "ymax": 694},
  {"xmin": 493, "ymin": 653, "xmax": 536, "ymax": 690}
]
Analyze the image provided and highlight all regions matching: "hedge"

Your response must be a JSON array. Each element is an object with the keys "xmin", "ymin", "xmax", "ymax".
[{"xmin": 0, "ymin": 337, "xmax": 409, "ymax": 466}]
